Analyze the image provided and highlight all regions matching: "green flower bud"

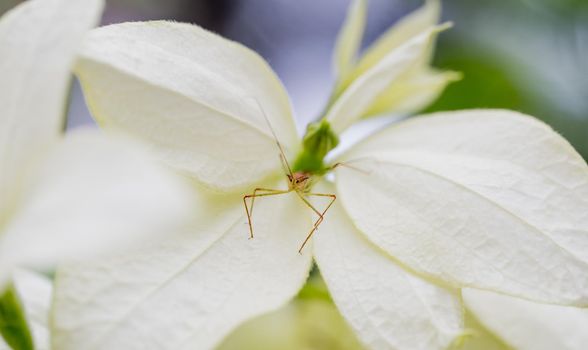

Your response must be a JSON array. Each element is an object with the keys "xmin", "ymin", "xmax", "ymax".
[{"xmin": 293, "ymin": 119, "xmax": 339, "ymax": 173}]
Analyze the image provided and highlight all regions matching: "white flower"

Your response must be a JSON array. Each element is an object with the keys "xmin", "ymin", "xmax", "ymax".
[
  {"xmin": 50, "ymin": 1, "xmax": 588, "ymax": 350},
  {"xmin": 327, "ymin": 0, "xmax": 461, "ymax": 133},
  {"xmin": 0, "ymin": 0, "xmax": 194, "ymax": 288}
]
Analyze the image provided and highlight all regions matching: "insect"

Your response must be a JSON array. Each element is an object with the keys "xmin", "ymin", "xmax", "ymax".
[{"xmin": 242, "ymin": 104, "xmax": 337, "ymax": 254}]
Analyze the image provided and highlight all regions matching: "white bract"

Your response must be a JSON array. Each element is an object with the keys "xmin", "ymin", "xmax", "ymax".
[
  {"xmin": 327, "ymin": 0, "xmax": 460, "ymax": 133},
  {"xmin": 50, "ymin": 0, "xmax": 588, "ymax": 350},
  {"xmin": 0, "ymin": 0, "xmax": 194, "ymax": 287},
  {"xmin": 463, "ymin": 289, "xmax": 588, "ymax": 350}
]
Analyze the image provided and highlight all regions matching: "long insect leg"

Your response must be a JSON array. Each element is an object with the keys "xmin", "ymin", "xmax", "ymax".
[
  {"xmin": 243, "ymin": 188, "xmax": 290, "ymax": 239},
  {"xmin": 296, "ymin": 192, "xmax": 337, "ymax": 253},
  {"xmin": 329, "ymin": 160, "xmax": 371, "ymax": 175},
  {"xmin": 248, "ymin": 188, "xmax": 286, "ymax": 217},
  {"xmin": 306, "ymin": 192, "xmax": 337, "ymax": 228},
  {"xmin": 295, "ymin": 191, "xmax": 324, "ymax": 222}
]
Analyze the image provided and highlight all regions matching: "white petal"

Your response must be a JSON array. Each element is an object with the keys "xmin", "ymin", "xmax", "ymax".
[
  {"xmin": 313, "ymin": 182, "xmax": 463, "ymax": 350},
  {"xmin": 52, "ymin": 189, "xmax": 314, "ymax": 350},
  {"xmin": 336, "ymin": 110, "xmax": 588, "ymax": 305},
  {"xmin": 364, "ymin": 69, "xmax": 461, "ymax": 116},
  {"xmin": 0, "ymin": 128, "xmax": 194, "ymax": 280},
  {"xmin": 326, "ymin": 24, "xmax": 449, "ymax": 134},
  {"xmin": 0, "ymin": 0, "xmax": 103, "ymax": 218},
  {"xmin": 76, "ymin": 21, "xmax": 299, "ymax": 192},
  {"xmin": 12, "ymin": 270, "xmax": 53, "ymax": 350},
  {"xmin": 463, "ymin": 288, "xmax": 588, "ymax": 350},
  {"xmin": 336, "ymin": 0, "xmax": 441, "ymax": 93},
  {"xmin": 333, "ymin": 0, "xmax": 367, "ymax": 79},
  {"xmin": 351, "ymin": 0, "xmax": 440, "ymax": 81}
]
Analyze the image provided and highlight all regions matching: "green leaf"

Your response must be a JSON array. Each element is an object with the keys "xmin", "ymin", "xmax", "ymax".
[{"xmin": 0, "ymin": 284, "xmax": 33, "ymax": 350}]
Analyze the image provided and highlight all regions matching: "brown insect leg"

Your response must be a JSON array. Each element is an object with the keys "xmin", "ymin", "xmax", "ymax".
[
  {"xmin": 296, "ymin": 192, "xmax": 337, "ymax": 253},
  {"xmin": 329, "ymin": 161, "xmax": 371, "ymax": 175},
  {"xmin": 243, "ymin": 188, "xmax": 289, "ymax": 239}
]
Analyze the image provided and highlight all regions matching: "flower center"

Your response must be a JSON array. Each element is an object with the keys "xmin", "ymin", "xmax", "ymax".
[{"xmin": 292, "ymin": 119, "xmax": 339, "ymax": 175}]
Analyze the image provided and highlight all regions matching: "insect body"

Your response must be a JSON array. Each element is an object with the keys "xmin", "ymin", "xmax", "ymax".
[
  {"xmin": 242, "ymin": 102, "xmax": 337, "ymax": 253},
  {"xmin": 243, "ymin": 168, "xmax": 336, "ymax": 254},
  {"xmin": 288, "ymin": 172, "xmax": 311, "ymax": 192}
]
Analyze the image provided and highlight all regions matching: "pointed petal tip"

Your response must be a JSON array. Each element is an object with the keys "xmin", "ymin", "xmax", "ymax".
[{"xmin": 437, "ymin": 21, "xmax": 454, "ymax": 32}]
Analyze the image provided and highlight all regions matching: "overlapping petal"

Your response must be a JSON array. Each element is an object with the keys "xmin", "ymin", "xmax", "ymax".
[
  {"xmin": 75, "ymin": 21, "xmax": 299, "ymax": 192},
  {"xmin": 333, "ymin": 0, "xmax": 367, "ymax": 80},
  {"xmin": 52, "ymin": 188, "xmax": 314, "ymax": 350},
  {"xmin": 336, "ymin": 110, "xmax": 588, "ymax": 305},
  {"xmin": 363, "ymin": 69, "xmax": 461, "ymax": 117},
  {"xmin": 326, "ymin": 24, "xmax": 449, "ymax": 134},
  {"xmin": 0, "ymin": 129, "xmax": 195, "ymax": 283},
  {"xmin": 337, "ymin": 0, "xmax": 441, "ymax": 91},
  {"xmin": 314, "ymin": 183, "xmax": 464, "ymax": 350},
  {"xmin": 328, "ymin": 0, "xmax": 456, "ymax": 133},
  {"xmin": 463, "ymin": 288, "xmax": 588, "ymax": 350},
  {"xmin": 0, "ymin": 0, "xmax": 104, "ymax": 222}
]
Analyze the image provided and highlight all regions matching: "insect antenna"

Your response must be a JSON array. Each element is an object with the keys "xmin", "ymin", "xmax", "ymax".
[{"xmin": 250, "ymin": 99, "xmax": 294, "ymax": 179}]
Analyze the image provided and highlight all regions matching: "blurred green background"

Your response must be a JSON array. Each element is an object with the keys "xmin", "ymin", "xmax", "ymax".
[{"xmin": 429, "ymin": 0, "xmax": 588, "ymax": 160}]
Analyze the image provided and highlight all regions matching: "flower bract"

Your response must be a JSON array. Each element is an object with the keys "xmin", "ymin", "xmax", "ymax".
[{"xmin": 47, "ymin": 1, "xmax": 588, "ymax": 349}]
